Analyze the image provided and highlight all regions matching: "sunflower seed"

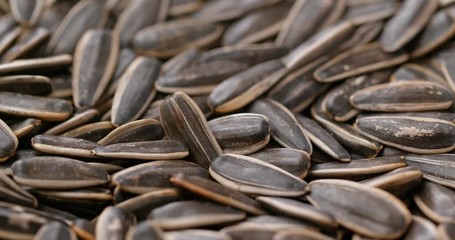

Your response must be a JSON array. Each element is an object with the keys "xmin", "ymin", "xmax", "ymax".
[
  {"xmin": 413, "ymin": 180, "xmax": 455, "ymax": 223},
  {"xmin": 148, "ymin": 200, "xmax": 246, "ymax": 230},
  {"xmin": 208, "ymin": 113, "xmax": 270, "ymax": 155},
  {"xmin": 165, "ymin": 230, "xmax": 230, "ymax": 240},
  {"xmin": 1, "ymin": 27, "xmax": 49, "ymax": 62},
  {"xmin": 161, "ymin": 48, "xmax": 201, "ymax": 75},
  {"xmin": 169, "ymin": 0, "xmax": 203, "ymax": 16},
  {"xmin": 391, "ymin": 63, "xmax": 447, "ymax": 86},
  {"xmin": 9, "ymin": 0, "xmax": 44, "ymax": 27},
  {"xmin": 209, "ymin": 154, "xmax": 307, "ymax": 197},
  {"xmin": 0, "ymin": 171, "xmax": 37, "ymax": 207},
  {"xmin": 248, "ymin": 148, "xmax": 310, "ymax": 178},
  {"xmin": 111, "ymin": 56, "xmax": 160, "ymax": 126},
  {"xmin": 273, "ymin": 228, "xmax": 334, "ymax": 240},
  {"xmin": 0, "ymin": 54, "xmax": 72, "ymax": 75},
  {"xmin": 126, "ymin": 221, "xmax": 164, "ymax": 240},
  {"xmin": 0, "ymin": 75, "xmax": 52, "ymax": 95},
  {"xmin": 11, "ymin": 117, "xmax": 40, "ymax": 138},
  {"xmin": 44, "ymin": 108, "xmax": 100, "ymax": 135},
  {"xmin": 403, "ymin": 216, "xmax": 438, "ymax": 240},
  {"xmin": 96, "ymin": 206, "xmax": 136, "ymax": 240},
  {"xmin": 404, "ymin": 154, "xmax": 455, "ymax": 189},
  {"xmin": 31, "ymin": 134, "xmax": 99, "ymax": 158},
  {"xmin": 34, "ymin": 221, "xmax": 77, "ymax": 240},
  {"xmin": 62, "ymin": 121, "xmax": 116, "ymax": 142},
  {"xmin": 12, "ymin": 156, "xmax": 109, "ymax": 189},
  {"xmin": 307, "ymin": 179, "xmax": 412, "ymax": 239},
  {"xmin": 342, "ymin": 0, "xmax": 398, "ymax": 25},
  {"xmin": 361, "ymin": 166, "xmax": 423, "ymax": 196},
  {"xmin": 97, "ymin": 119, "xmax": 163, "ymax": 146}
]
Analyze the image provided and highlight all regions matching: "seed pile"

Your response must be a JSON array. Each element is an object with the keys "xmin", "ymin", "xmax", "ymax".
[{"xmin": 0, "ymin": 0, "xmax": 455, "ymax": 239}]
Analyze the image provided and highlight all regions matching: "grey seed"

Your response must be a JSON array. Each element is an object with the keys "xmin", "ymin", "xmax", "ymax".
[
  {"xmin": 314, "ymin": 43, "xmax": 409, "ymax": 83},
  {"xmin": 62, "ymin": 121, "xmax": 116, "ymax": 142},
  {"xmin": 0, "ymin": 15, "xmax": 20, "ymax": 56},
  {"xmin": 249, "ymin": 148, "xmax": 310, "ymax": 178},
  {"xmin": 114, "ymin": 0, "xmax": 169, "ymax": 47},
  {"xmin": 0, "ymin": 118, "xmax": 20, "ymax": 161},
  {"xmin": 169, "ymin": 0, "xmax": 204, "ymax": 16},
  {"xmin": 98, "ymin": 119, "xmax": 163, "ymax": 146},
  {"xmin": 165, "ymin": 230, "xmax": 231, "ymax": 240},
  {"xmin": 132, "ymin": 20, "xmax": 223, "ymax": 58},
  {"xmin": 47, "ymin": 0, "xmax": 108, "ymax": 55},
  {"xmin": 112, "ymin": 160, "xmax": 209, "ymax": 194},
  {"xmin": 9, "ymin": 0, "xmax": 44, "ymax": 27},
  {"xmin": 31, "ymin": 134, "xmax": 99, "ymax": 158},
  {"xmin": 34, "ymin": 222, "xmax": 77, "ymax": 240},
  {"xmin": 405, "ymin": 154, "xmax": 455, "ymax": 189},
  {"xmin": 361, "ymin": 166, "xmax": 423, "ymax": 196},
  {"xmin": 170, "ymin": 173, "xmax": 265, "ymax": 215},
  {"xmin": 96, "ymin": 206, "xmax": 136, "ymax": 240},
  {"xmin": 342, "ymin": 0, "xmax": 399, "ymax": 25},
  {"xmin": 0, "ymin": 54, "xmax": 72, "ymax": 75},
  {"xmin": 276, "ymin": 0, "xmax": 333, "ymax": 49},
  {"xmin": 354, "ymin": 115, "xmax": 455, "ymax": 154},
  {"xmin": 103, "ymin": 48, "xmax": 138, "ymax": 100},
  {"xmin": 148, "ymin": 200, "xmax": 246, "ymax": 230},
  {"xmin": 111, "ymin": 56, "xmax": 160, "ymax": 126},
  {"xmin": 403, "ymin": 216, "xmax": 438, "ymax": 240},
  {"xmin": 0, "ymin": 75, "xmax": 52, "ymax": 96},
  {"xmin": 12, "ymin": 156, "xmax": 109, "ymax": 190},
  {"xmin": 208, "ymin": 60, "xmax": 288, "ymax": 113},
  {"xmin": 0, "ymin": 172, "xmax": 37, "ymax": 207},
  {"xmin": 44, "ymin": 108, "xmax": 100, "ymax": 135},
  {"xmin": 160, "ymin": 92, "xmax": 222, "ymax": 168},
  {"xmin": 308, "ymin": 179, "xmax": 412, "ymax": 239},
  {"xmin": 273, "ymin": 228, "xmax": 334, "ymax": 240},
  {"xmin": 126, "ymin": 221, "xmax": 165, "ymax": 240},
  {"xmin": 73, "ymin": 29, "xmax": 119, "ymax": 109},
  {"xmin": 161, "ymin": 48, "xmax": 201, "ymax": 75},
  {"xmin": 0, "ymin": 92, "xmax": 73, "ymax": 121},
  {"xmin": 93, "ymin": 140, "xmax": 189, "ymax": 160},
  {"xmin": 380, "ymin": 0, "xmax": 438, "ymax": 52},
  {"xmin": 295, "ymin": 114, "xmax": 350, "ymax": 162},
  {"xmin": 249, "ymin": 99, "xmax": 312, "ymax": 154},
  {"xmin": 336, "ymin": 21, "xmax": 384, "ymax": 53},
  {"xmin": 209, "ymin": 154, "xmax": 307, "ymax": 197},
  {"xmin": 413, "ymin": 180, "xmax": 455, "ymax": 223},
  {"xmin": 142, "ymin": 99, "xmax": 163, "ymax": 120},
  {"xmin": 209, "ymin": 113, "xmax": 270, "ymax": 155},
  {"xmin": 223, "ymin": 1, "xmax": 292, "ymax": 46},
  {"xmin": 350, "ymin": 81, "xmax": 453, "ymax": 112},
  {"xmin": 11, "ymin": 117, "xmax": 40, "ymax": 138},
  {"xmin": 318, "ymin": 0, "xmax": 346, "ymax": 29},
  {"xmin": 48, "ymin": 73, "xmax": 72, "ymax": 98},
  {"xmin": 309, "ymin": 156, "xmax": 405, "ymax": 179},
  {"xmin": 256, "ymin": 197, "xmax": 338, "ymax": 229},
  {"xmin": 391, "ymin": 63, "xmax": 447, "ymax": 86},
  {"xmin": 437, "ymin": 222, "xmax": 455, "ymax": 240},
  {"xmin": 2, "ymin": 27, "xmax": 49, "ymax": 62}
]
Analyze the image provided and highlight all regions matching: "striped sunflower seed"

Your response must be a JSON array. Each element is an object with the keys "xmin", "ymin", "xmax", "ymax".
[
  {"xmin": 413, "ymin": 180, "xmax": 455, "ymax": 223},
  {"xmin": 10, "ymin": 117, "xmax": 37, "ymax": 138},
  {"xmin": 9, "ymin": 0, "xmax": 44, "ymax": 27},
  {"xmin": 96, "ymin": 206, "xmax": 136, "ymax": 240},
  {"xmin": 248, "ymin": 148, "xmax": 310, "ymax": 178},
  {"xmin": 165, "ymin": 230, "xmax": 230, "ymax": 240},
  {"xmin": 0, "ymin": 54, "xmax": 72, "ymax": 75},
  {"xmin": 391, "ymin": 63, "xmax": 447, "ymax": 86},
  {"xmin": 273, "ymin": 228, "xmax": 334, "ymax": 240},
  {"xmin": 34, "ymin": 221, "xmax": 77, "ymax": 240},
  {"xmin": 404, "ymin": 154, "xmax": 455, "ymax": 189},
  {"xmin": 1, "ymin": 27, "xmax": 49, "ymax": 63},
  {"xmin": 44, "ymin": 108, "xmax": 99, "ymax": 135},
  {"xmin": 62, "ymin": 121, "xmax": 116, "ymax": 142},
  {"xmin": 161, "ymin": 48, "xmax": 201, "ymax": 75},
  {"xmin": 361, "ymin": 166, "xmax": 423, "ymax": 196},
  {"xmin": 0, "ymin": 75, "xmax": 52, "ymax": 96},
  {"xmin": 342, "ymin": 0, "xmax": 398, "ymax": 25},
  {"xmin": 126, "ymin": 221, "xmax": 164, "ymax": 240},
  {"xmin": 97, "ymin": 119, "xmax": 163, "ymax": 146},
  {"xmin": 31, "ymin": 134, "xmax": 99, "ymax": 158},
  {"xmin": 0, "ymin": 172, "xmax": 37, "ymax": 207},
  {"xmin": 402, "ymin": 216, "xmax": 438, "ymax": 240}
]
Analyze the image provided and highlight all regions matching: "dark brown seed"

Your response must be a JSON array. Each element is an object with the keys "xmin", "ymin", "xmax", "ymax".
[
  {"xmin": 161, "ymin": 48, "xmax": 201, "ymax": 75},
  {"xmin": 249, "ymin": 99, "xmax": 312, "ymax": 154},
  {"xmin": 112, "ymin": 160, "xmax": 209, "ymax": 194},
  {"xmin": 132, "ymin": 20, "xmax": 223, "ymax": 58},
  {"xmin": 34, "ymin": 222, "xmax": 77, "ymax": 240},
  {"xmin": 209, "ymin": 154, "xmax": 307, "ymax": 197},
  {"xmin": 209, "ymin": 113, "xmax": 270, "ymax": 155},
  {"xmin": 0, "ymin": 92, "xmax": 73, "ymax": 121},
  {"xmin": 314, "ymin": 43, "xmax": 409, "ymax": 82},
  {"xmin": 309, "ymin": 156, "xmax": 405, "ymax": 179},
  {"xmin": 9, "ymin": 0, "xmax": 44, "ymax": 27},
  {"xmin": 93, "ymin": 140, "xmax": 189, "ymax": 160},
  {"xmin": 126, "ymin": 221, "xmax": 165, "ymax": 240},
  {"xmin": 62, "ymin": 121, "xmax": 116, "ymax": 142},
  {"xmin": 0, "ymin": 75, "xmax": 52, "ymax": 95},
  {"xmin": 403, "ymin": 216, "xmax": 438, "ymax": 240},
  {"xmin": 148, "ymin": 200, "xmax": 246, "ymax": 230},
  {"xmin": 308, "ymin": 179, "xmax": 412, "ymax": 239},
  {"xmin": 31, "ymin": 134, "xmax": 99, "ymax": 158},
  {"xmin": 2, "ymin": 27, "xmax": 49, "ymax": 62},
  {"xmin": 114, "ymin": 0, "xmax": 169, "ymax": 47},
  {"xmin": 208, "ymin": 60, "xmax": 288, "ymax": 113},
  {"xmin": 249, "ymin": 148, "xmax": 310, "ymax": 178},
  {"xmin": 354, "ymin": 115, "xmax": 455, "ymax": 154},
  {"xmin": 170, "ymin": 173, "xmax": 265, "ymax": 215},
  {"xmin": 404, "ymin": 154, "xmax": 455, "ymax": 189},
  {"xmin": 73, "ymin": 29, "xmax": 119, "ymax": 109},
  {"xmin": 48, "ymin": 73, "xmax": 72, "ymax": 98},
  {"xmin": 10, "ymin": 117, "xmax": 40, "ymax": 138},
  {"xmin": 0, "ymin": 172, "xmax": 37, "ymax": 207},
  {"xmin": 276, "ymin": 0, "xmax": 333, "ymax": 49},
  {"xmin": 44, "ymin": 109, "xmax": 100, "ymax": 135},
  {"xmin": 160, "ymin": 92, "xmax": 222, "ymax": 168},
  {"xmin": 0, "ymin": 15, "xmax": 20, "ymax": 56},
  {"xmin": 47, "ymin": 0, "xmax": 108, "ymax": 55},
  {"xmin": 111, "ymin": 57, "xmax": 161, "ymax": 126},
  {"xmin": 96, "ymin": 206, "xmax": 136, "ymax": 240},
  {"xmin": 391, "ymin": 63, "xmax": 447, "ymax": 86},
  {"xmin": 12, "ymin": 156, "xmax": 109, "ymax": 189},
  {"xmin": 98, "ymin": 119, "xmax": 163, "ymax": 145},
  {"xmin": 0, "ymin": 54, "xmax": 72, "ymax": 75},
  {"xmin": 361, "ymin": 166, "xmax": 423, "ymax": 196},
  {"xmin": 413, "ymin": 180, "xmax": 455, "ymax": 223},
  {"xmin": 103, "ymin": 48, "xmax": 138, "ymax": 100}
]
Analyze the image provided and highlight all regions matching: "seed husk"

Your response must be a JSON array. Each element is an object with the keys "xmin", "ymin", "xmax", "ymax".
[
  {"xmin": 0, "ymin": 15, "xmax": 20, "ymax": 56},
  {"xmin": 148, "ymin": 200, "xmax": 246, "ymax": 230},
  {"xmin": 11, "ymin": 156, "xmax": 109, "ymax": 190},
  {"xmin": 380, "ymin": 0, "xmax": 438, "ymax": 52},
  {"xmin": 314, "ymin": 43, "xmax": 409, "ymax": 82},
  {"xmin": 34, "ymin": 221, "xmax": 77, "ymax": 240},
  {"xmin": 111, "ymin": 56, "xmax": 160, "ymax": 126},
  {"xmin": 354, "ymin": 115, "xmax": 455, "ymax": 154},
  {"xmin": 112, "ymin": 160, "xmax": 209, "ymax": 194},
  {"xmin": 47, "ymin": 0, "xmax": 108, "ymax": 55},
  {"xmin": 0, "ymin": 171, "xmax": 37, "ymax": 207},
  {"xmin": 248, "ymin": 148, "xmax": 310, "ymax": 178},
  {"xmin": 161, "ymin": 48, "xmax": 201, "ymax": 75},
  {"xmin": 0, "ymin": 54, "xmax": 72, "ymax": 75},
  {"xmin": 249, "ymin": 99, "xmax": 312, "ymax": 154},
  {"xmin": 9, "ymin": 0, "xmax": 44, "ymax": 27},
  {"xmin": 48, "ymin": 73, "xmax": 72, "ymax": 98},
  {"xmin": 256, "ymin": 196, "xmax": 338, "ymax": 229},
  {"xmin": 132, "ymin": 20, "xmax": 223, "ymax": 58},
  {"xmin": 1, "ymin": 27, "xmax": 49, "ymax": 62},
  {"xmin": 413, "ymin": 180, "xmax": 455, "ymax": 223},
  {"xmin": 62, "ymin": 121, "xmax": 116, "ymax": 142},
  {"xmin": 307, "ymin": 179, "xmax": 412, "ymax": 239},
  {"xmin": 276, "ymin": 0, "xmax": 333, "ymax": 49},
  {"xmin": 273, "ymin": 228, "xmax": 334, "ymax": 240},
  {"xmin": 114, "ymin": 0, "xmax": 169, "ymax": 47},
  {"xmin": 165, "ymin": 229, "xmax": 230, "ymax": 240},
  {"xmin": 169, "ymin": 0, "xmax": 204, "ymax": 16},
  {"xmin": 208, "ymin": 113, "xmax": 270, "ymax": 155},
  {"xmin": 438, "ymin": 222, "xmax": 455, "ymax": 240},
  {"xmin": 126, "ymin": 221, "xmax": 164, "ymax": 240},
  {"xmin": 209, "ymin": 154, "xmax": 307, "ymax": 197},
  {"xmin": 295, "ymin": 114, "xmax": 350, "ymax": 162},
  {"xmin": 0, "ymin": 92, "xmax": 73, "ymax": 121},
  {"xmin": 208, "ymin": 60, "xmax": 288, "ymax": 113},
  {"xmin": 31, "ymin": 134, "xmax": 99, "ymax": 158},
  {"xmin": 361, "ymin": 166, "xmax": 423, "ymax": 196},
  {"xmin": 11, "ymin": 117, "xmax": 40, "ymax": 138},
  {"xmin": 309, "ymin": 156, "xmax": 406, "ymax": 179},
  {"xmin": 342, "ymin": 0, "xmax": 399, "ymax": 25},
  {"xmin": 350, "ymin": 81, "xmax": 453, "ymax": 112},
  {"xmin": 0, "ymin": 75, "xmax": 52, "ymax": 96},
  {"xmin": 44, "ymin": 108, "xmax": 100, "ymax": 135},
  {"xmin": 391, "ymin": 62, "xmax": 447, "ymax": 85},
  {"xmin": 96, "ymin": 206, "xmax": 136, "ymax": 240},
  {"xmin": 72, "ymin": 29, "xmax": 119, "ymax": 109},
  {"xmin": 97, "ymin": 119, "xmax": 163, "ymax": 146},
  {"xmin": 403, "ymin": 216, "xmax": 438, "ymax": 240},
  {"xmin": 170, "ymin": 173, "xmax": 265, "ymax": 215},
  {"xmin": 93, "ymin": 140, "xmax": 189, "ymax": 160},
  {"xmin": 160, "ymin": 92, "xmax": 222, "ymax": 168},
  {"xmin": 404, "ymin": 154, "xmax": 455, "ymax": 189}
]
